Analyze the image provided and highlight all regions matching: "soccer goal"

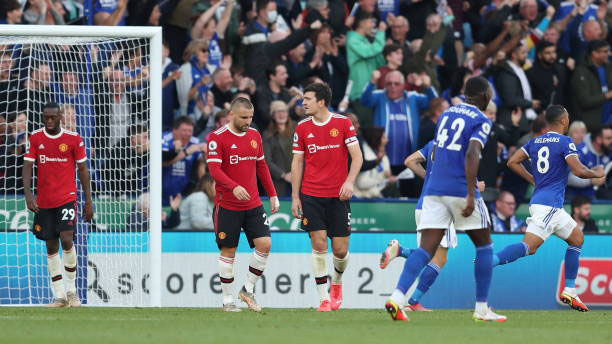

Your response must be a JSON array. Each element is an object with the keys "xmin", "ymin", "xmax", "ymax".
[{"xmin": 0, "ymin": 25, "xmax": 162, "ymax": 307}]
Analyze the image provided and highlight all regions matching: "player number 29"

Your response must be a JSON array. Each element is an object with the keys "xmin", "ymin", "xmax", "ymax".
[
  {"xmin": 536, "ymin": 146, "xmax": 550, "ymax": 174},
  {"xmin": 61, "ymin": 208, "xmax": 75, "ymax": 221}
]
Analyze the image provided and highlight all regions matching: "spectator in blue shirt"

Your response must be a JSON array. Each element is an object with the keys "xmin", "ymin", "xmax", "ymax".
[
  {"xmin": 94, "ymin": 0, "xmax": 127, "ymax": 26},
  {"xmin": 361, "ymin": 69, "xmax": 436, "ymax": 197},
  {"xmin": 162, "ymin": 116, "xmax": 207, "ymax": 206},
  {"xmin": 490, "ymin": 191, "xmax": 526, "ymax": 233}
]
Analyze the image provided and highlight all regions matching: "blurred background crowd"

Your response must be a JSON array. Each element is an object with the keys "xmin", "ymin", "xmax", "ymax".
[{"xmin": 1, "ymin": 0, "xmax": 612, "ymax": 232}]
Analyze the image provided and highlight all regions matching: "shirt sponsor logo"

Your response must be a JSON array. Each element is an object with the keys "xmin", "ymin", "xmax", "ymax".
[
  {"xmin": 59, "ymin": 143, "xmax": 69, "ymax": 152},
  {"xmin": 39, "ymin": 155, "xmax": 68, "ymax": 164},
  {"xmin": 229, "ymin": 155, "xmax": 258, "ymax": 164},
  {"xmin": 330, "ymin": 128, "xmax": 339, "ymax": 137},
  {"xmin": 557, "ymin": 258, "xmax": 612, "ymax": 305},
  {"xmin": 307, "ymin": 144, "xmax": 340, "ymax": 153}
]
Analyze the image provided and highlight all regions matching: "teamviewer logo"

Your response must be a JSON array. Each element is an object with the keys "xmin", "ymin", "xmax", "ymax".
[
  {"xmin": 308, "ymin": 144, "xmax": 317, "ymax": 153},
  {"xmin": 39, "ymin": 155, "xmax": 46, "ymax": 164},
  {"xmin": 230, "ymin": 155, "xmax": 239, "ymax": 164}
]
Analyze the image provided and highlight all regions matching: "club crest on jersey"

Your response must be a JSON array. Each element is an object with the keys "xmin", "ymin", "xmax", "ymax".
[
  {"xmin": 59, "ymin": 143, "xmax": 68, "ymax": 152},
  {"xmin": 34, "ymin": 224, "xmax": 41, "ymax": 232},
  {"xmin": 218, "ymin": 232, "xmax": 226, "ymax": 239},
  {"xmin": 303, "ymin": 218, "xmax": 308, "ymax": 226},
  {"xmin": 250, "ymin": 140, "xmax": 258, "ymax": 149},
  {"xmin": 330, "ymin": 128, "xmax": 339, "ymax": 137},
  {"xmin": 208, "ymin": 141, "xmax": 217, "ymax": 151}
]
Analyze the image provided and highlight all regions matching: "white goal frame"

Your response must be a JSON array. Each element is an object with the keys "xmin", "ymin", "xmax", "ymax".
[{"xmin": 1, "ymin": 25, "xmax": 163, "ymax": 307}]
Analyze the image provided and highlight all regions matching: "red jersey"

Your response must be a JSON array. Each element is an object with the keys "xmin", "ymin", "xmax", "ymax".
[
  {"xmin": 24, "ymin": 128, "xmax": 87, "ymax": 209},
  {"xmin": 206, "ymin": 125, "xmax": 276, "ymax": 211},
  {"xmin": 292, "ymin": 113, "xmax": 358, "ymax": 197}
]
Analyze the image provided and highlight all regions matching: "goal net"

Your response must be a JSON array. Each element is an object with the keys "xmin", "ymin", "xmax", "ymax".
[{"xmin": 0, "ymin": 26, "xmax": 162, "ymax": 307}]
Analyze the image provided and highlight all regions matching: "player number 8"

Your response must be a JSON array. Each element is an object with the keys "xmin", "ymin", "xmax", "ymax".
[{"xmin": 536, "ymin": 146, "xmax": 550, "ymax": 174}]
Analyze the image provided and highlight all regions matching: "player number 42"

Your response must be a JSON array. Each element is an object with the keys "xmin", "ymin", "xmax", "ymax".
[{"xmin": 436, "ymin": 117, "xmax": 491, "ymax": 151}]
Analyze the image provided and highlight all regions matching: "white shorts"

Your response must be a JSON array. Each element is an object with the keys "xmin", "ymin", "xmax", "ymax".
[
  {"xmin": 417, "ymin": 195, "xmax": 490, "ymax": 231},
  {"xmin": 526, "ymin": 204, "xmax": 577, "ymax": 240},
  {"xmin": 415, "ymin": 209, "xmax": 458, "ymax": 249}
]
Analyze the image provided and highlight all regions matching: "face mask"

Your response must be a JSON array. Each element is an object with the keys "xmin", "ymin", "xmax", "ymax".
[{"xmin": 267, "ymin": 10, "xmax": 278, "ymax": 23}]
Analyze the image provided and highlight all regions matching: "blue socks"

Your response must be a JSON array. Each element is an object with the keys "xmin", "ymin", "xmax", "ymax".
[
  {"xmin": 399, "ymin": 245, "xmax": 413, "ymax": 258},
  {"xmin": 408, "ymin": 262, "xmax": 440, "ymax": 305},
  {"xmin": 565, "ymin": 246, "xmax": 581, "ymax": 288},
  {"xmin": 475, "ymin": 244, "xmax": 493, "ymax": 302},
  {"xmin": 494, "ymin": 242, "xmax": 529, "ymax": 266},
  {"xmin": 395, "ymin": 248, "xmax": 431, "ymax": 294}
]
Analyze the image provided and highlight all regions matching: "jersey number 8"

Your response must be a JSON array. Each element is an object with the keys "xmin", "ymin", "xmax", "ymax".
[{"xmin": 536, "ymin": 146, "xmax": 550, "ymax": 174}]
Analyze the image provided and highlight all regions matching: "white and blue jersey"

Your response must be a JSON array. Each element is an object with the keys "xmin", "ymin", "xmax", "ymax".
[
  {"xmin": 423, "ymin": 104, "xmax": 491, "ymax": 198},
  {"xmin": 521, "ymin": 132, "xmax": 578, "ymax": 209},
  {"xmin": 415, "ymin": 140, "xmax": 434, "ymax": 210},
  {"xmin": 162, "ymin": 132, "xmax": 202, "ymax": 206}
]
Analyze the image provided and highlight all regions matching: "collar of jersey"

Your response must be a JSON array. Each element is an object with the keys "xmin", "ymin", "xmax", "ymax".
[
  {"xmin": 43, "ymin": 127, "xmax": 64, "ymax": 139},
  {"xmin": 312, "ymin": 113, "xmax": 332, "ymax": 126},
  {"xmin": 226, "ymin": 124, "xmax": 246, "ymax": 137},
  {"xmin": 548, "ymin": 131, "xmax": 561, "ymax": 135}
]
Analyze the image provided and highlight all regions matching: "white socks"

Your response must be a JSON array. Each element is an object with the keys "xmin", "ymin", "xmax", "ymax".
[
  {"xmin": 332, "ymin": 252, "xmax": 349, "ymax": 284},
  {"xmin": 47, "ymin": 253, "xmax": 66, "ymax": 300},
  {"xmin": 244, "ymin": 250, "xmax": 268, "ymax": 294},
  {"xmin": 63, "ymin": 246, "xmax": 77, "ymax": 294},
  {"xmin": 475, "ymin": 301, "xmax": 488, "ymax": 314},
  {"xmin": 390, "ymin": 289, "xmax": 405, "ymax": 306},
  {"xmin": 218, "ymin": 256, "xmax": 235, "ymax": 305},
  {"xmin": 312, "ymin": 250, "xmax": 329, "ymax": 301}
]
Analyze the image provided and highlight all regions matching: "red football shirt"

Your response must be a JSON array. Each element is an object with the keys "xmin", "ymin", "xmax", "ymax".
[
  {"xmin": 24, "ymin": 128, "xmax": 87, "ymax": 209},
  {"xmin": 292, "ymin": 113, "xmax": 358, "ymax": 197},
  {"xmin": 206, "ymin": 125, "xmax": 276, "ymax": 211}
]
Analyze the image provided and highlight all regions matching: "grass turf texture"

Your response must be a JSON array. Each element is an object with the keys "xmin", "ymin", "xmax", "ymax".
[{"xmin": 1, "ymin": 308, "xmax": 610, "ymax": 344}]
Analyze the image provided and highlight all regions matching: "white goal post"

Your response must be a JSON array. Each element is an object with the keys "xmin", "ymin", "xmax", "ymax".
[{"xmin": 0, "ymin": 25, "xmax": 162, "ymax": 307}]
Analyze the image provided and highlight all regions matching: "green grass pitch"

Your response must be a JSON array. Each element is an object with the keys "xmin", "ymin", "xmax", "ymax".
[{"xmin": 1, "ymin": 308, "xmax": 610, "ymax": 344}]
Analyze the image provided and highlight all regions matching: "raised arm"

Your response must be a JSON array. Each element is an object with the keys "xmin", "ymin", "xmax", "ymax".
[
  {"xmin": 507, "ymin": 147, "xmax": 535, "ymax": 185},
  {"xmin": 191, "ymin": 1, "xmax": 223, "ymax": 39}
]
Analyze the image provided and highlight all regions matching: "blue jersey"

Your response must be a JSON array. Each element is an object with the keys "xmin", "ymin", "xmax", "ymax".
[
  {"xmin": 522, "ymin": 132, "xmax": 578, "ymax": 208},
  {"xmin": 162, "ymin": 132, "xmax": 202, "ymax": 206},
  {"xmin": 416, "ymin": 140, "xmax": 434, "ymax": 210},
  {"xmin": 424, "ymin": 104, "xmax": 491, "ymax": 198},
  {"xmin": 94, "ymin": 0, "xmax": 126, "ymax": 26}
]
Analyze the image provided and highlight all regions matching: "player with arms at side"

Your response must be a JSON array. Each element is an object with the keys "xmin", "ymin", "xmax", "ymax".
[
  {"xmin": 206, "ymin": 97, "xmax": 279, "ymax": 312},
  {"xmin": 496, "ymin": 105, "xmax": 604, "ymax": 312},
  {"xmin": 291, "ymin": 83, "xmax": 363, "ymax": 312},
  {"xmin": 384, "ymin": 77, "xmax": 505, "ymax": 322},
  {"xmin": 23, "ymin": 102, "xmax": 94, "ymax": 307},
  {"xmin": 380, "ymin": 139, "xmax": 485, "ymax": 312}
]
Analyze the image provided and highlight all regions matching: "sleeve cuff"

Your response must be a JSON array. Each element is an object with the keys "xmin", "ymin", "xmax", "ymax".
[
  {"xmin": 564, "ymin": 153, "xmax": 579, "ymax": 159},
  {"xmin": 293, "ymin": 150, "xmax": 304, "ymax": 154},
  {"xmin": 207, "ymin": 158, "xmax": 222, "ymax": 163},
  {"xmin": 76, "ymin": 157, "xmax": 88, "ymax": 163},
  {"xmin": 469, "ymin": 137, "xmax": 485, "ymax": 149},
  {"xmin": 24, "ymin": 157, "xmax": 35, "ymax": 162}
]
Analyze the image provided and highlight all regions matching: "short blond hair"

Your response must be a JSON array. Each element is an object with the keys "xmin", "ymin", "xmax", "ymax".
[{"xmin": 182, "ymin": 39, "xmax": 209, "ymax": 63}]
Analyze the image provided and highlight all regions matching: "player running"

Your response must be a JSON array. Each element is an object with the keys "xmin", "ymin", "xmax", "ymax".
[
  {"xmin": 291, "ymin": 83, "xmax": 363, "ymax": 312},
  {"xmin": 380, "ymin": 139, "xmax": 485, "ymax": 312},
  {"xmin": 384, "ymin": 76, "xmax": 505, "ymax": 322},
  {"xmin": 497, "ymin": 105, "xmax": 604, "ymax": 312},
  {"xmin": 206, "ymin": 97, "xmax": 280, "ymax": 312},
  {"xmin": 23, "ymin": 102, "xmax": 94, "ymax": 307}
]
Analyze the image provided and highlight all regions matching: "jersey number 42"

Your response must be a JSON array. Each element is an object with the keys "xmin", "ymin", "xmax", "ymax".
[{"xmin": 436, "ymin": 116, "xmax": 490, "ymax": 151}]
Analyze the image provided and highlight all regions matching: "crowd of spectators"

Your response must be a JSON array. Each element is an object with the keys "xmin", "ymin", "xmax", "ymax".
[{"xmin": 2, "ymin": 0, "xmax": 612, "ymax": 233}]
